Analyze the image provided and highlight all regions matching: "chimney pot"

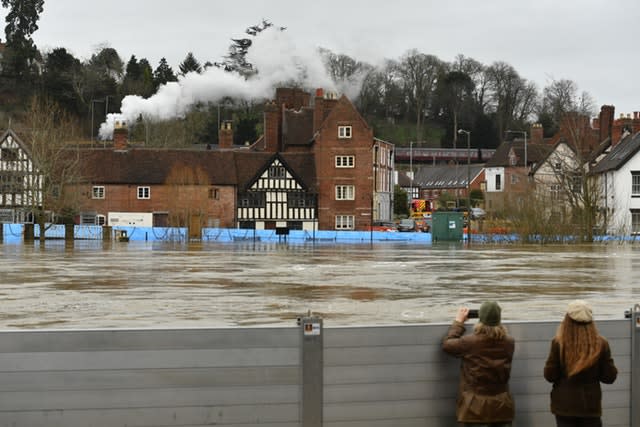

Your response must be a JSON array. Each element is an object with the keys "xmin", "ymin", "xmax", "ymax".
[
  {"xmin": 113, "ymin": 121, "xmax": 128, "ymax": 150},
  {"xmin": 218, "ymin": 120, "xmax": 234, "ymax": 148}
]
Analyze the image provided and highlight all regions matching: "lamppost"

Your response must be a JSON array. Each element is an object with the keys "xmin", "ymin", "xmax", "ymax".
[
  {"xmin": 409, "ymin": 141, "xmax": 414, "ymax": 201},
  {"xmin": 457, "ymin": 129, "xmax": 472, "ymax": 214},
  {"xmin": 458, "ymin": 129, "xmax": 471, "ymax": 242},
  {"xmin": 506, "ymin": 130, "xmax": 528, "ymax": 172}
]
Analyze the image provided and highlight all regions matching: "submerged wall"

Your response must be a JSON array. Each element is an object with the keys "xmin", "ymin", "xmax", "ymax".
[{"xmin": 0, "ymin": 315, "xmax": 636, "ymax": 427}]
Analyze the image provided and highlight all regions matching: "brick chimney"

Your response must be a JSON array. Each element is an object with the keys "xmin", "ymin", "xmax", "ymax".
[
  {"xmin": 113, "ymin": 120, "xmax": 128, "ymax": 150},
  {"xmin": 264, "ymin": 100, "xmax": 280, "ymax": 152},
  {"xmin": 599, "ymin": 105, "xmax": 614, "ymax": 144},
  {"xmin": 313, "ymin": 88, "xmax": 325, "ymax": 132},
  {"xmin": 530, "ymin": 123, "xmax": 544, "ymax": 144},
  {"xmin": 218, "ymin": 120, "xmax": 233, "ymax": 148}
]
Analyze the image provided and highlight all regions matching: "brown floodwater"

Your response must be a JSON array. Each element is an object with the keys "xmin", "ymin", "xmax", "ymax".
[{"xmin": 0, "ymin": 240, "xmax": 638, "ymax": 329}]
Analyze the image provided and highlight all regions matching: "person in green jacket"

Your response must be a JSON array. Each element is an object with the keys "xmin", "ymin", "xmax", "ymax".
[
  {"xmin": 442, "ymin": 301, "xmax": 515, "ymax": 426},
  {"xmin": 544, "ymin": 300, "xmax": 618, "ymax": 427}
]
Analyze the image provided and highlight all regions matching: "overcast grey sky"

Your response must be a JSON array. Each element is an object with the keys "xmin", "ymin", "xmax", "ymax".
[{"xmin": 2, "ymin": 0, "xmax": 638, "ymax": 116}]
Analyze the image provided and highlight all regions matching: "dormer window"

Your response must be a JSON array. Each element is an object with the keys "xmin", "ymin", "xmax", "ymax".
[{"xmin": 338, "ymin": 125, "xmax": 352, "ymax": 139}]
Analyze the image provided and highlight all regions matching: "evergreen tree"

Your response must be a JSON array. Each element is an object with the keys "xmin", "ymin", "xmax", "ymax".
[
  {"xmin": 178, "ymin": 52, "xmax": 202, "ymax": 76},
  {"xmin": 41, "ymin": 47, "xmax": 83, "ymax": 115},
  {"xmin": 88, "ymin": 46, "xmax": 123, "ymax": 81},
  {"xmin": 121, "ymin": 55, "xmax": 154, "ymax": 97},
  {"xmin": 1, "ymin": 0, "xmax": 44, "ymax": 79},
  {"xmin": 153, "ymin": 57, "xmax": 177, "ymax": 89}
]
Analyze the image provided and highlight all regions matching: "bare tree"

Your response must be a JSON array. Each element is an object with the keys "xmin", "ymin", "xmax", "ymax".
[
  {"xmin": 397, "ymin": 50, "xmax": 443, "ymax": 140},
  {"xmin": 533, "ymin": 82, "xmax": 600, "ymax": 242},
  {"xmin": 484, "ymin": 61, "xmax": 538, "ymax": 137},
  {"xmin": 21, "ymin": 97, "xmax": 83, "ymax": 241},
  {"xmin": 357, "ymin": 60, "xmax": 405, "ymax": 121},
  {"xmin": 451, "ymin": 54, "xmax": 488, "ymax": 111},
  {"xmin": 539, "ymin": 78, "xmax": 595, "ymax": 136},
  {"xmin": 165, "ymin": 162, "xmax": 210, "ymax": 234}
]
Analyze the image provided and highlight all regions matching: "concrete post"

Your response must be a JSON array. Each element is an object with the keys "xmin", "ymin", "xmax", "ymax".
[
  {"xmin": 299, "ymin": 315, "xmax": 323, "ymax": 427},
  {"xmin": 632, "ymin": 304, "xmax": 640, "ymax": 427}
]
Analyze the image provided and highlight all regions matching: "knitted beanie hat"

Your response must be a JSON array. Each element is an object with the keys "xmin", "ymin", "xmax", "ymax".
[
  {"xmin": 479, "ymin": 301, "xmax": 501, "ymax": 326},
  {"xmin": 567, "ymin": 300, "xmax": 593, "ymax": 323}
]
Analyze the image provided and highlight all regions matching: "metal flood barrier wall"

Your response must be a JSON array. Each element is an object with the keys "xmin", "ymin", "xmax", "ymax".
[
  {"xmin": 0, "ymin": 224, "xmax": 433, "ymax": 244},
  {"xmin": 0, "ymin": 311, "xmax": 637, "ymax": 427}
]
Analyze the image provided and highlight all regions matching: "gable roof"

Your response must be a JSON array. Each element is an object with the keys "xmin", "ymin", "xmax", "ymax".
[
  {"xmin": 485, "ymin": 140, "xmax": 552, "ymax": 168},
  {"xmin": 529, "ymin": 140, "xmax": 576, "ymax": 175},
  {"xmin": 414, "ymin": 164, "xmax": 485, "ymax": 189},
  {"xmin": 0, "ymin": 128, "xmax": 32, "ymax": 156},
  {"xmin": 318, "ymin": 95, "xmax": 371, "ymax": 133},
  {"xmin": 591, "ymin": 132, "xmax": 640, "ymax": 174},
  {"xmin": 236, "ymin": 152, "xmax": 317, "ymax": 192}
]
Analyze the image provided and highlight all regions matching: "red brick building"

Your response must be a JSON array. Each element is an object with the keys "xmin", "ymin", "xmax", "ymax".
[{"xmin": 70, "ymin": 87, "xmax": 394, "ymax": 232}]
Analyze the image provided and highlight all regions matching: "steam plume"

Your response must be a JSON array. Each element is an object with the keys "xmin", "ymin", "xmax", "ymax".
[{"xmin": 99, "ymin": 28, "xmax": 343, "ymax": 139}]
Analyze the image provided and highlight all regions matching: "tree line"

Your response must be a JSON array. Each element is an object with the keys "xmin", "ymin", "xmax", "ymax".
[{"xmin": 0, "ymin": 2, "xmax": 594, "ymax": 149}]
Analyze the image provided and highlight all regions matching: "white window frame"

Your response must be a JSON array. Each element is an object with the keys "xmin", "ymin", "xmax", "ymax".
[
  {"xmin": 338, "ymin": 125, "xmax": 352, "ymax": 139},
  {"xmin": 335, "ymin": 155, "xmax": 355, "ymax": 168},
  {"xmin": 335, "ymin": 215, "xmax": 354, "ymax": 230},
  {"xmin": 96, "ymin": 214, "xmax": 106, "ymax": 226},
  {"xmin": 92, "ymin": 186, "xmax": 105, "ymax": 199},
  {"xmin": 137, "ymin": 186, "xmax": 151, "ymax": 199},
  {"xmin": 631, "ymin": 209, "xmax": 640, "ymax": 235},
  {"xmin": 632, "ymin": 172, "xmax": 640, "ymax": 197},
  {"xmin": 335, "ymin": 185, "xmax": 355, "ymax": 200}
]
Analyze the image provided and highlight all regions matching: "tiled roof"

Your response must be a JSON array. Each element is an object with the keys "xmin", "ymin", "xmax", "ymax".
[
  {"xmin": 283, "ymin": 108, "xmax": 314, "ymax": 147},
  {"xmin": 76, "ymin": 148, "xmax": 317, "ymax": 191},
  {"xmin": 77, "ymin": 149, "xmax": 236, "ymax": 185},
  {"xmin": 591, "ymin": 132, "xmax": 640, "ymax": 173},
  {"xmin": 414, "ymin": 164, "xmax": 484, "ymax": 189},
  {"xmin": 485, "ymin": 140, "xmax": 552, "ymax": 167}
]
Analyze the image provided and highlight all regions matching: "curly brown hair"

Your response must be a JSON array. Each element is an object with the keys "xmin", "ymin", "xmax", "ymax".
[{"xmin": 556, "ymin": 314, "xmax": 603, "ymax": 376}]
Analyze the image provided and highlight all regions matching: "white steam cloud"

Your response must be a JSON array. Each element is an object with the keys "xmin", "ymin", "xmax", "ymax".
[{"xmin": 99, "ymin": 28, "xmax": 357, "ymax": 139}]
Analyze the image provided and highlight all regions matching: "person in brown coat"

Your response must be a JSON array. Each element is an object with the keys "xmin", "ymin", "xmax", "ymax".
[
  {"xmin": 442, "ymin": 301, "xmax": 515, "ymax": 426},
  {"xmin": 544, "ymin": 300, "xmax": 618, "ymax": 427}
]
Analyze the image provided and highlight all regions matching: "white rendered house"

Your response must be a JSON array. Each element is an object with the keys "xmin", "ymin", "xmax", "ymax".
[{"xmin": 591, "ymin": 132, "xmax": 640, "ymax": 235}]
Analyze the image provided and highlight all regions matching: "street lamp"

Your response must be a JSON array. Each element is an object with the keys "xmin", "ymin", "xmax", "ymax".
[
  {"xmin": 458, "ymin": 129, "xmax": 472, "ymax": 243},
  {"xmin": 457, "ymin": 129, "xmax": 472, "ymax": 215},
  {"xmin": 409, "ymin": 141, "xmax": 414, "ymax": 200},
  {"xmin": 506, "ymin": 130, "xmax": 528, "ymax": 172}
]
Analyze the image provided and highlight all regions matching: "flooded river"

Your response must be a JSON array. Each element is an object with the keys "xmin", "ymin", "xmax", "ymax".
[{"xmin": 0, "ymin": 240, "xmax": 638, "ymax": 329}]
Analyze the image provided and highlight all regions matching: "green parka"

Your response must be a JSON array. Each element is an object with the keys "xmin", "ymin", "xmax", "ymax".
[
  {"xmin": 543, "ymin": 336, "xmax": 617, "ymax": 417},
  {"xmin": 442, "ymin": 321, "xmax": 515, "ymax": 424}
]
